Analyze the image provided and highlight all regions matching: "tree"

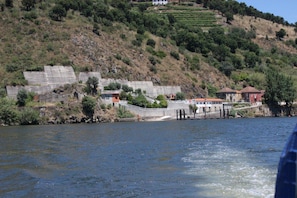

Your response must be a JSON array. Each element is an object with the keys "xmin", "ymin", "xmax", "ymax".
[
  {"xmin": 21, "ymin": 0, "xmax": 36, "ymax": 11},
  {"xmin": 282, "ymin": 75, "xmax": 296, "ymax": 116},
  {"xmin": 17, "ymin": 89, "xmax": 28, "ymax": 107},
  {"xmin": 244, "ymin": 52, "xmax": 258, "ymax": 68},
  {"xmin": 213, "ymin": 44, "xmax": 230, "ymax": 62},
  {"xmin": 225, "ymin": 12, "xmax": 234, "ymax": 23},
  {"xmin": 57, "ymin": 0, "xmax": 78, "ymax": 11},
  {"xmin": 82, "ymin": 96, "xmax": 96, "ymax": 118},
  {"xmin": 189, "ymin": 104, "xmax": 198, "ymax": 118},
  {"xmin": 264, "ymin": 69, "xmax": 296, "ymax": 116},
  {"xmin": 220, "ymin": 61, "xmax": 234, "ymax": 77},
  {"xmin": 86, "ymin": 76, "xmax": 98, "ymax": 95},
  {"xmin": 0, "ymin": 97, "xmax": 19, "ymax": 125},
  {"xmin": 49, "ymin": 4, "xmax": 67, "ymax": 21},
  {"xmin": 175, "ymin": 92, "xmax": 185, "ymax": 100},
  {"xmin": 276, "ymin": 28, "xmax": 286, "ymax": 40}
]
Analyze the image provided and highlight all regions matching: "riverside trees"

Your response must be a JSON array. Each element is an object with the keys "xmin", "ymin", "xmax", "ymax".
[{"xmin": 264, "ymin": 69, "xmax": 296, "ymax": 116}]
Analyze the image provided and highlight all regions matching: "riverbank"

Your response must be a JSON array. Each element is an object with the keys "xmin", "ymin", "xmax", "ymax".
[{"xmin": 1, "ymin": 100, "xmax": 296, "ymax": 127}]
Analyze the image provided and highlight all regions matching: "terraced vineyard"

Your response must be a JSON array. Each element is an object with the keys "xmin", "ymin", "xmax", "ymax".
[{"xmin": 154, "ymin": 5, "xmax": 219, "ymax": 29}]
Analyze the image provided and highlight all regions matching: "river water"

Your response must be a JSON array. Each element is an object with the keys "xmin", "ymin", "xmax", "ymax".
[{"xmin": 0, "ymin": 117, "xmax": 296, "ymax": 197}]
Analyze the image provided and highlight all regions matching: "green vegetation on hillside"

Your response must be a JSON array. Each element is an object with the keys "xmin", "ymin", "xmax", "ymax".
[
  {"xmin": 0, "ymin": 0, "xmax": 296, "ymax": 108},
  {"xmin": 197, "ymin": 0, "xmax": 291, "ymax": 25},
  {"xmin": 156, "ymin": 5, "xmax": 218, "ymax": 29}
]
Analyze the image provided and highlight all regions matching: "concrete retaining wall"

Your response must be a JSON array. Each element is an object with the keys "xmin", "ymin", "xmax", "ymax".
[
  {"xmin": 23, "ymin": 72, "xmax": 45, "ymax": 85},
  {"xmin": 119, "ymin": 101, "xmax": 190, "ymax": 118},
  {"xmin": 150, "ymin": 86, "xmax": 181, "ymax": 98},
  {"xmin": 78, "ymin": 72, "xmax": 101, "ymax": 83},
  {"xmin": 24, "ymin": 66, "xmax": 77, "ymax": 86},
  {"xmin": 6, "ymin": 85, "xmax": 57, "ymax": 99},
  {"xmin": 6, "ymin": 66, "xmax": 182, "ymax": 101},
  {"xmin": 44, "ymin": 66, "xmax": 77, "ymax": 85}
]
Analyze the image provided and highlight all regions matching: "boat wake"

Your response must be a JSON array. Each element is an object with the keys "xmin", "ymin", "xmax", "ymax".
[{"xmin": 182, "ymin": 142, "xmax": 275, "ymax": 198}]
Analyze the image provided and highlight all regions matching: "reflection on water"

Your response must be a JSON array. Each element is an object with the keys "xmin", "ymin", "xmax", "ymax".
[{"xmin": 0, "ymin": 117, "xmax": 295, "ymax": 197}]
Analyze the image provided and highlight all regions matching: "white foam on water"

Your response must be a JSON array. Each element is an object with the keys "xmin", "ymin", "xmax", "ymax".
[{"xmin": 182, "ymin": 141, "xmax": 276, "ymax": 198}]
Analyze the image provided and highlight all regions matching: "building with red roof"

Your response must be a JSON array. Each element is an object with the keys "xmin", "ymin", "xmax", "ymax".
[
  {"xmin": 216, "ymin": 86, "xmax": 264, "ymax": 104},
  {"xmin": 240, "ymin": 86, "xmax": 263, "ymax": 104}
]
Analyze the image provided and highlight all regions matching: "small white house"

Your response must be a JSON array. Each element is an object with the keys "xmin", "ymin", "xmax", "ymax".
[
  {"xmin": 188, "ymin": 98, "xmax": 224, "ymax": 114},
  {"xmin": 152, "ymin": 0, "xmax": 168, "ymax": 5}
]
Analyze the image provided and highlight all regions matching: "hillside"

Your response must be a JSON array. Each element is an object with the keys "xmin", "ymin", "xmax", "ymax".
[
  {"xmin": 232, "ymin": 15, "xmax": 297, "ymax": 53},
  {"xmin": 1, "ymin": 0, "xmax": 297, "ymax": 98}
]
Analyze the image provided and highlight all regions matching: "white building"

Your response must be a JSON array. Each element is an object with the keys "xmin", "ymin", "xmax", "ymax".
[
  {"xmin": 152, "ymin": 0, "xmax": 168, "ymax": 5},
  {"xmin": 188, "ymin": 98, "xmax": 224, "ymax": 114}
]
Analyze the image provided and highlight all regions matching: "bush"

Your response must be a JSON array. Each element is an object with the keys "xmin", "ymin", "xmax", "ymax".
[
  {"xmin": 122, "ymin": 57, "xmax": 131, "ymax": 65},
  {"xmin": 82, "ymin": 96, "xmax": 96, "ymax": 118},
  {"xmin": 149, "ymin": 56, "xmax": 157, "ymax": 65},
  {"xmin": 6, "ymin": 63, "xmax": 19, "ymax": 73},
  {"xmin": 175, "ymin": 92, "xmax": 185, "ymax": 100},
  {"xmin": 49, "ymin": 4, "xmax": 67, "ymax": 21},
  {"xmin": 149, "ymin": 65, "xmax": 157, "ymax": 74},
  {"xmin": 104, "ymin": 82, "xmax": 121, "ymax": 90},
  {"xmin": 120, "ymin": 91, "xmax": 127, "ymax": 100},
  {"xmin": 0, "ymin": 88, "xmax": 6, "ymax": 98},
  {"xmin": 19, "ymin": 108, "xmax": 39, "ymax": 125},
  {"xmin": 189, "ymin": 55, "xmax": 200, "ymax": 70},
  {"xmin": 155, "ymin": 50, "xmax": 166, "ymax": 59},
  {"xmin": 17, "ymin": 89, "xmax": 28, "ymax": 106},
  {"xmin": 135, "ymin": 88, "xmax": 142, "ymax": 95},
  {"xmin": 93, "ymin": 23, "xmax": 100, "ymax": 35},
  {"xmin": 146, "ymin": 46, "xmax": 155, "ymax": 54},
  {"xmin": 0, "ymin": 97, "xmax": 19, "ymax": 125},
  {"xmin": 170, "ymin": 51, "xmax": 180, "ymax": 60},
  {"xmin": 24, "ymin": 11, "xmax": 38, "ymax": 21},
  {"xmin": 131, "ymin": 94, "xmax": 149, "ymax": 108},
  {"xmin": 114, "ymin": 53, "xmax": 122, "ymax": 60},
  {"xmin": 156, "ymin": 95, "xmax": 168, "ymax": 108},
  {"xmin": 132, "ymin": 39, "xmax": 142, "ymax": 47},
  {"xmin": 100, "ymin": 104, "xmax": 106, "ymax": 110},
  {"xmin": 207, "ymin": 84, "xmax": 218, "ymax": 97},
  {"xmin": 137, "ymin": 26, "xmax": 145, "ymax": 35},
  {"xmin": 117, "ymin": 106, "xmax": 134, "ymax": 118},
  {"xmin": 122, "ymin": 84, "xmax": 133, "ymax": 92},
  {"xmin": 146, "ymin": 47, "xmax": 166, "ymax": 59},
  {"xmin": 146, "ymin": 38, "xmax": 156, "ymax": 48}
]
